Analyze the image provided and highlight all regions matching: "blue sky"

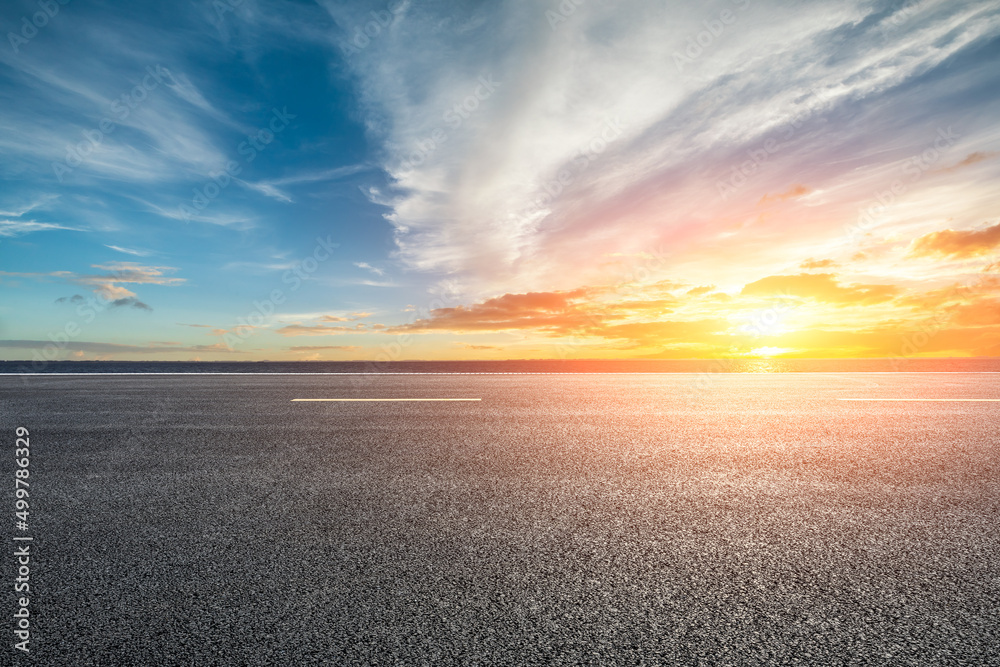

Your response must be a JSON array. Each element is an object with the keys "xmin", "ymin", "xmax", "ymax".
[{"xmin": 2, "ymin": 0, "xmax": 1000, "ymax": 362}]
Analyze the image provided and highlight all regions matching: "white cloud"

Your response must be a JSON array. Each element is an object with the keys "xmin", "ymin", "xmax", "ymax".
[
  {"xmin": 0, "ymin": 194, "xmax": 59, "ymax": 218},
  {"xmin": 241, "ymin": 164, "xmax": 371, "ymax": 203},
  {"xmin": 333, "ymin": 0, "xmax": 1000, "ymax": 296},
  {"xmin": 354, "ymin": 261, "xmax": 385, "ymax": 276},
  {"xmin": 0, "ymin": 220, "xmax": 83, "ymax": 237},
  {"xmin": 105, "ymin": 245, "xmax": 150, "ymax": 257}
]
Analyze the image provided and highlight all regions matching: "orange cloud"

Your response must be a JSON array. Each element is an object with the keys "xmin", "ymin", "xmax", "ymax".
[
  {"xmin": 596, "ymin": 319, "xmax": 730, "ymax": 346},
  {"xmin": 392, "ymin": 289, "xmax": 599, "ymax": 334},
  {"xmin": 740, "ymin": 273, "xmax": 897, "ymax": 304},
  {"xmin": 319, "ymin": 312, "xmax": 373, "ymax": 322},
  {"xmin": 936, "ymin": 151, "xmax": 998, "ymax": 173},
  {"xmin": 758, "ymin": 184, "xmax": 811, "ymax": 205},
  {"xmin": 277, "ymin": 323, "xmax": 370, "ymax": 336},
  {"xmin": 800, "ymin": 258, "xmax": 838, "ymax": 270},
  {"xmin": 950, "ymin": 299, "xmax": 1000, "ymax": 327},
  {"xmin": 909, "ymin": 222, "xmax": 1000, "ymax": 258}
]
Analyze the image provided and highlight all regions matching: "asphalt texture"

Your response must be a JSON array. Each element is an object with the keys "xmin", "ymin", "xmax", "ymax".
[{"xmin": 3, "ymin": 373, "xmax": 999, "ymax": 666}]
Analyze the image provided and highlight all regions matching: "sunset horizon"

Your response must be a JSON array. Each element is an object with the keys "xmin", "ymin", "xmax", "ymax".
[
  {"xmin": 4, "ymin": 2, "xmax": 1000, "ymax": 663},
  {"xmin": 3, "ymin": 1, "xmax": 999, "ymax": 363}
]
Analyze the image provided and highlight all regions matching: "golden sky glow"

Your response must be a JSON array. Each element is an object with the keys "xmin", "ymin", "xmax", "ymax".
[{"xmin": 2, "ymin": 1, "xmax": 999, "ymax": 362}]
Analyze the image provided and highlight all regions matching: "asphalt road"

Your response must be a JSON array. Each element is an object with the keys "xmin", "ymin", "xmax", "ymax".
[{"xmin": 3, "ymin": 373, "xmax": 999, "ymax": 665}]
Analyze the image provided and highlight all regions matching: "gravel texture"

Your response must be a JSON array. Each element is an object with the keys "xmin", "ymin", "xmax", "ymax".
[{"xmin": 3, "ymin": 372, "xmax": 999, "ymax": 666}]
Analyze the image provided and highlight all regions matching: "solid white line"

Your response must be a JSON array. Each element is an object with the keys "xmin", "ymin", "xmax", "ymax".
[
  {"xmin": 291, "ymin": 398, "xmax": 481, "ymax": 402},
  {"xmin": 838, "ymin": 398, "xmax": 1000, "ymax": 402}
]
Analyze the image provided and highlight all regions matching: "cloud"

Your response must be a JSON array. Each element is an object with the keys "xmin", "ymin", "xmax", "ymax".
[
  {"xmin": 800, "ymin": 258, "xmax": 839, "ymax": 270},
  {"xmin": 0, "ymin": 340, "xmax": 241, "ymax": 355},
  {"xmin": 0, "ymin": 220, "xmax": 83, "ymax": 237},
  {"xmin": 0, "ymin": 195, "xmax": 59, "ymax": 218},
  {"xmin": 758, "ymin": 184, "xmax": 812, "ymax": 204},
  {"xmin": 133, "ymin": 198, "xmax": 255, "ymax": 228},
  {"xmin": 7, "ymin": 263, "xmax": 184, "ymax": 305},
  {"xmin": 392, "ymin": 289, "xmax": 600, "ymax": 334},
  {"xmin": 288, "ymin": 345, "xmax": 361, "ymax": 351},
  {"xmin": 276, "ymin": 323, "xmax": 371, "ymax": 336},
  {"xmin": 2, "ymin": 270, "xmax": 74, "ymax": 282},
  {"xmin": 594, "ymin": 319, "xmax": 731, "ymax": 347},
  {"xmin": 105, "ymin": 245, "xmax": 150, "ymax": 257},
  {"xmin": 0, "ymin": 41, "xmax": 236, "ymax": 186},
  {"xmin": 110, "ymin": 297, "xmax": 153, "ymax": 311},
  {"xmin": 316, "ymin": 311, "xmax": 373, "ymax": 323},
  {"xmin": 350, "ymin": 280, "xmax": 398, "ymax": 287},
  {"xmin": 936, "ymin": 151, "xmax": 999, "ymax": 172},
  {"xmin": 239, "ymin": 180, "xmax": 294, "ymax": 203},
  {"xmin": 73, "ymin": 262, "xmax": 185, "ymax": 301},
  {"xmin": 57, "ymin": 293, "xmax": 150, "ymax": 310},
  {"xmin": 242, "ymin": 164, "xmax": 370, "ymax": 203},
  {"xmin": 741, "ymin": 273, "xmax": 898, "ymax": 304},
  {"xmin": 909, "ymin": 222, "xmax": 1000, "ymax": 258},
  {"xmin": 354, "ymin": 262, "xmax": 385, "ymax": 276},
  {"xmin": 329, "ymin": 0, "xmax": 1000, "ymax": 296},
  {"xmin": 55, "ymin": 294, "xmax": 88, "ymax": 304},
  {"xmin": 85, "ymin": 262, "xmax": 184, "ymax": 283}
]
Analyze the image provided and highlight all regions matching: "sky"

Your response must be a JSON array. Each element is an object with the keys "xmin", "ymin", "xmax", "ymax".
[{"xmin": 1, "ymin": 0, "xmax": 999, "ymax": 363}]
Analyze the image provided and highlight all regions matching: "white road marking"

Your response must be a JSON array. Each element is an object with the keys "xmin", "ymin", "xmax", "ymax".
[
  {"xmin": 838, "ymin": 398, "xmax": 1000, "ymax": 402},
  {"xmin": 291, "ymin": 398, "xmax": 481, "ymax": 402}
]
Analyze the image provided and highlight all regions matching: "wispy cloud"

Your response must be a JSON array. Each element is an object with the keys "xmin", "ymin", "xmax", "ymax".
[
  {"xmin": 0, "ymin": 194, "xmax": 59, "ymax": 218},
  {"xmin": 331, "ymin": 0, "xmax": 1000, "ymax": 297},
  {"xmin": 909, "ymin": 222, "xmax": 1000, "ymax": 258},
  {"xmin": 105, "ymin": 245, "xmax": 150, "ymax": 257},
  {"xmin": 5, "ymin": 261, "xmax": 184, "ymax": 304},
  {"xmin": 0, "ymin": 340, "xmax": 240, "ymax": 354},
  {"xmin": 275, "ymin": 322, "xmax": 372, "ymax": 336},
  {"xmin": 0, "ymin": 220, "xmax": 83, "ymax": 237},
  {"xmin": 242, "ymin": 164, "xmax": 371, "ymax": 202},
  {"xmin": 354, "ymin": 261, "xmax": 384, "ymax": 276},
  {"xmin": 56, "ymin": 294, "xmax": 151, "ymax": 311}
]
